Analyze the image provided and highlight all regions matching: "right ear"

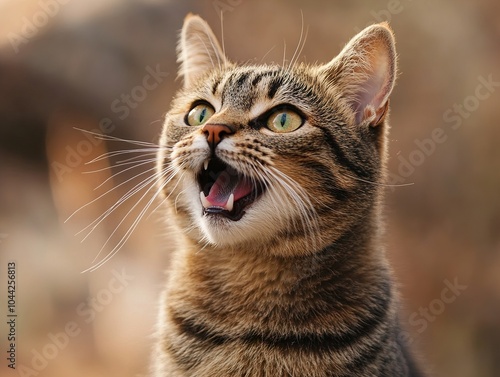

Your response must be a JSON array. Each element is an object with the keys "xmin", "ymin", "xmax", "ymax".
[
  {"xmin": 177, "ymin": 14, "xmax": 228, "ymax": 88},
  {"xmin": 318, "ymin": 23, "xmax": 397, "ymax": 126}
]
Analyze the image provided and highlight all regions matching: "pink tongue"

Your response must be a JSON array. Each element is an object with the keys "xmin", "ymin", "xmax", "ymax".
[{"xmin": 206, "ymin": 172, "xmax": 253, "ymax": 207}]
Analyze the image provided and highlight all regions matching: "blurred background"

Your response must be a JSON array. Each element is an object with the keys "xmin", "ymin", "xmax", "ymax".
[{"xmin": 0, "ymin": 0, "xmax": 499, "ymax": 376}]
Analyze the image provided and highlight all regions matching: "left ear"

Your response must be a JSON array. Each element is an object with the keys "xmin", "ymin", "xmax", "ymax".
[
  {"xmin": 319, "ymin": 23, "xmax": 397, "ymax": 126},
  {"xmin": 177, "ymin": 14, "xmax": 228, "ymax": 88}
]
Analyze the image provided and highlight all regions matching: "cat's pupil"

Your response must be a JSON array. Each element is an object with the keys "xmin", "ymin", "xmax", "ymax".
[
  {"xmin": 199, "ymin": 108, "xmax": 206, "ymax": 123},
  {"xmin": 279, "ymin": 113, "xmax": 287, "ymax": 127}
]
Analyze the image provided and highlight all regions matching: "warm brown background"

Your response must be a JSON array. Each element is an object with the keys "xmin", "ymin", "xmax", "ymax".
[{"xmin": 0, "ymin": 0, "xmax": 499, "ymax": 376}]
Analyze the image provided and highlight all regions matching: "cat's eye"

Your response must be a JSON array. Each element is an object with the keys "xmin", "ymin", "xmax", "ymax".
[
  {"xmin": 266, "ymin": 109, "xmax": 303, "ymax": 133},
  {"xmin": 186, "ymin": 103, "xmax": 215, "ymax": 126}
]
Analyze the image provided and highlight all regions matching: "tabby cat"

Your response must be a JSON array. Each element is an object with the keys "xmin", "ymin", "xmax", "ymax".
[{"xmin": 153, "ymin": 14, "xmax": 423, "ymax": 377}]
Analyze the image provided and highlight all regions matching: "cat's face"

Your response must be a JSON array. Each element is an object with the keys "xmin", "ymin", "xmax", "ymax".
[{"xmin": 158, "ymin": 15, "xmax": 396, "ymax": 254}]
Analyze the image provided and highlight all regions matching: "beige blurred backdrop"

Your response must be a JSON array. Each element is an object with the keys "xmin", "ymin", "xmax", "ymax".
[{"xmin": 0, "ymin": 0, "xmax": 499, "ymax": 376}]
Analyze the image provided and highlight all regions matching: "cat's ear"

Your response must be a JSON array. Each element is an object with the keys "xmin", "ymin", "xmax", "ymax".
[
  {"xmin": 177, "ymin": 14, "xmax": 228, "ymax": 88},
  {"xmin": 320, "ymin": 23, "xmax": 397, "ymax": 126}
]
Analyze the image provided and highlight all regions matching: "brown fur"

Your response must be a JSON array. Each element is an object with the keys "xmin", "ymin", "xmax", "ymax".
[{"xmin": 153, "ymin": 14, "xmax": 423, "ymax": 377}]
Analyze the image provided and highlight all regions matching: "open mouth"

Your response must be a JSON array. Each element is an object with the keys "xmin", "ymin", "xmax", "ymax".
[{"xmin": 197, "ymin": 158, "xmax": 263, "ymax": 221}]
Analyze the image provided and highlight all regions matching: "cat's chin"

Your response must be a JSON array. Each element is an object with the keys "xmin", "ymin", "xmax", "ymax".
[
  {"xmin": 197, "ymin": 215, "xmax": 262, "ymax": 247},
  {"xmin": 194, "ymin": 193, "xmax": 284, "ymax": 247}
]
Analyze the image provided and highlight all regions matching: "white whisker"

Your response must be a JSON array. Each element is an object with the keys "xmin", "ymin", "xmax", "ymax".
[
  {"xmin": 87, "ymin": 148, "xmax": 162, "ymax": 164},
  {"xmin": 173, "ymin": 186, "xmax": 189, "ymax": 215},
  {"xmin": 83, "ymin": 157, "xmax": 157, "ymax": 175},
  {"xmin": 83, "ymin": 168, "xmax": 175, "ymax": 272},
  {"xmin": 265, "ymin": 166, "xmax": 321, "ymax": 250},
  {"xmin": 346, "ymin": 173, "xmax": 415, "ymax": 188},
  {"xmin": 90, "ymin": 159, "xmax": 159, "ymax": 191},
  {"xmin": 146, "ymin": 172, "xmax": 186, "ymax": 221},
  {"xmin": 282, "ymin": 40, "xmax": 287, "ymax": 69},
  {"xmin": 73, "ymin": 128, "xmax": 160, "ymax": 147},
  {"xmin": 288, "ymin": 10, "xmax": 308, "ymax": 70},
  {"xmin": 86, "ymin": 162, "xmax": 180, "ymax": 267},
  {"xmin": 220, "ymin": 11, "xmax": 226, "ymax": 64},
  {"xmin": 77, "ymin": 164, "xmax": 177, "ymax": 239},
  {"xmin": 115, "ymin": 151, "xmax": 161, "ymax": 165},
  {"xmin": 78, "ymin": 168, "xmax": 163, "ymax": 241},
  {"xmin": 65, "ymin": 165, "xmax": 159, "ymax": 223},
  {"xmin": 260, "ymin": 45, "xmax": 276, "ymax": 63}
]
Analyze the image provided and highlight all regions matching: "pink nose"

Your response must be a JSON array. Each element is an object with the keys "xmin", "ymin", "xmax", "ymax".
[{"xmin": 202, "ymin": 124, "xmax": 235, "ymax": 150}]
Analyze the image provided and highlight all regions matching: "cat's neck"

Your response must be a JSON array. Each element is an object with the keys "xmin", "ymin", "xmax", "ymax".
[
  {"xmin": 170, "ymin": 215, "xmax": 393, "ymax": 334},
  {"xmin": 183, "ymin": 207, "xmax": 386, "ymax": 276}
]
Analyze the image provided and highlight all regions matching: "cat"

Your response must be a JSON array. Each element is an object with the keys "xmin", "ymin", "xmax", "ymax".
[{"xmin": 152, "ymin": 13, "xmax": 424, "ymax": 377}]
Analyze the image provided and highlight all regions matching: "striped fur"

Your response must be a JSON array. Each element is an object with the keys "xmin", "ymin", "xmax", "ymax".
[{"xmin": 153, "ymin": 14, "xmax": 424, "ymax": 377}]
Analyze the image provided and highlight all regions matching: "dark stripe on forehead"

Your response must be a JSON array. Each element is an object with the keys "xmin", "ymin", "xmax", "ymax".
[
  {"xmin": 267, "ymin": 76, "xmax": 284, "ymax": 99},
  {"xmin": 251, "ymin": 74, "xmax": 264, "ymax": 87},
  {"xmin": 220, "ymin": 69, "xmax": 284, "ymax": 106},
  {"xmin": 224, "ymin": 71, "xmax": 251, "ymax": 88},
  {"xmin": 251, "ymin": 69, "xmax": 280, "ymax": 87},
  {"xmin": 236, "ymin": 72, "xmax": 250, "ymax": 87},
  {"xmin": 221, "ymin": 71, "xmax": 255, "ymax": 110},
  {"xmin": 211, "ymin": 77, "xmax": 221, "ymax": 94}
]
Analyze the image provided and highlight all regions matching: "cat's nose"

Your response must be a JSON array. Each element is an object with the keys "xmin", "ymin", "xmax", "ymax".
[{"xmin": 202, "ymin": 124, "xmax": 235, "ymax": 151}]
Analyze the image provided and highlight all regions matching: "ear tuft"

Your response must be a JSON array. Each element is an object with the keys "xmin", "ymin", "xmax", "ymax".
[
  {"xmin": 177, "ymin": 15, "xmax": 228, "ymax": 88},
  {"xmin": 320, "ymin": 23, "xmax": 397, "ymax": 126}
]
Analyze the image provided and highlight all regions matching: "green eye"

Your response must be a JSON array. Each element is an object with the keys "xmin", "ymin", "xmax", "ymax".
[
  {"xmin": 267, "ymin": 109, "xmax": 303, "ymax": 133},
  {"xmin": 186, "ymin": 103, "xmax": 215, "ymax": 126}
]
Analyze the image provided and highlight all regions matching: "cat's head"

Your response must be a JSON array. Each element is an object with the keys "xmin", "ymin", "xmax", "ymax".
[{"xmin": 158, "ymin": 14, "xmax": 397, "ymax": 255}]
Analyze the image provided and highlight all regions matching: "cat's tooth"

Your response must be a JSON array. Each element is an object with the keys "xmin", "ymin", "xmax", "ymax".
[
  {"xmin": 200, "ymin": 191, "xmax": 211, "ymax": 208},
  {"xmin": 225, "ymin": 194, "xmax": 234, "ymax": 212},
  {"xmin": 203, "ymin": 160, "xmax": 209, "ymax": 171}
]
